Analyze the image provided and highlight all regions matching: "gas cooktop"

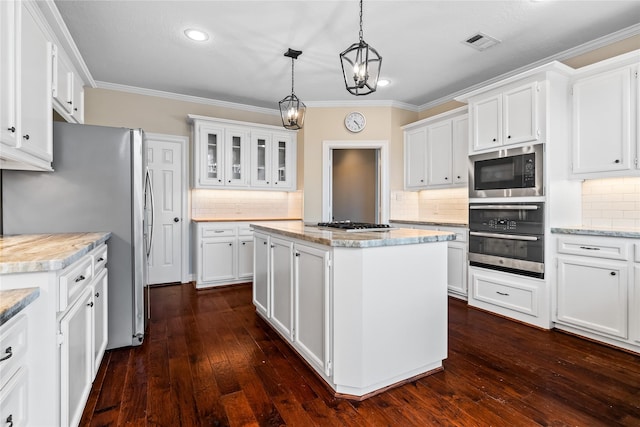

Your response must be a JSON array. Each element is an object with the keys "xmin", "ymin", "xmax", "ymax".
[{"xmin": 316, "ymin": 221, "xmax": 392, "ymax": 232}]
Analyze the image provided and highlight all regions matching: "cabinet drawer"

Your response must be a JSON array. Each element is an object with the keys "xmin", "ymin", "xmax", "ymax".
[
  {"xmin": 557, "ymin": 237, "xmax": 629, "ymax": 261},
  {"xmin": 238, "ymin": 225, "xmax": 253, "ymax": 236},
  {"xmin": 440, "ymin": 226, "xmax": 468, "ymax": 243},
  {"xmin": 90, "ymin": 244, "xmax": 108, "ymax": 274},
  {"xmin": 472, "ymin": 276, "xmax": 537, "ymax": 316},
  {"xmin": 0, "ymin": 368, "xmax": 27, "ymax": 427},
  {"xmin": 201, "ymin": 227, "xmax": 235, "ymax": 238},
  {"xmin": 59, "ymin": 256, "xmax": 93, "ymax": 312},
  {"xmin": 0, "ymin": 315, "xmax": 27, "ymax": 390},
  {"xmin": 635, "ymin": 243, "xmax": 639, "ymax": 263}
]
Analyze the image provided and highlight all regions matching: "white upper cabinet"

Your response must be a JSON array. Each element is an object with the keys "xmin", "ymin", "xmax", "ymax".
[
  {"xmin": 403, "ymin": 108, "xmax": 468, "ymax": 190},
  {"xmin": 572, "ymin": 62, "xmax": 638, "ymax": 177},
  {"xmin": 471, "ymin": 82, "xmax": 539, "ymax": 152},
  {"xmin": 52, "ymin": 44, "xmax": 85, "ymax": 123},
  {"xmin": 190, "ymin": 115, "xmax": 297, "ymax": 190},
  {"xmin": 0, "ymin": 0, "xmax": 53, "ymax": 171}
]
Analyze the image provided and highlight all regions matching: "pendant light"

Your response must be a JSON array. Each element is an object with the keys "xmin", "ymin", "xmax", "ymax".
[
  {"xmin": 279, "ymin": 48, "xmax": 306, "ymax": 130},
  {"xmin": 339, "ymin": 0, "xmax": 382, "ymax": 96}
]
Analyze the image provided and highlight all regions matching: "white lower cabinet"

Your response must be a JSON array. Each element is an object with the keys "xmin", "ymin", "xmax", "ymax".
[
  {"xmin": 554, "ymin": 235, "xmax": 638, "ymax": 353},
  {"xmin": 0, "ymin": 313, "xmax": 28, "ymax": 427},
  {"xmin": 633, "ymin": 262, "xmax": 640, "ymax": 344},
  {"xmin": 59, "ymin": 287, "xmax": 93, "ymax": 427},
  {"xmin": 294, "ymin": 244, "xmax": 330, "ymax": 376},
  {"xmin": 195, "ymin": 222, "xmax": 259, "ymax": 288},
  {"xmin": 270, "ymin": 237, "xmax": 294, "ymax": 340},
  {"xmin": 253, "ymin": 233, "xmax": 269, "ymax": 318},
  {"xmin": 0, "ymin": 369, "xmax": 27, "ymax": 427},
  {"xmin": 92, "ymin": 269, "xmax": 108, "ymax": 378}
]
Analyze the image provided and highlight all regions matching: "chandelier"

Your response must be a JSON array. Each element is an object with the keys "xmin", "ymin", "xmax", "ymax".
[
  {"xmin": 278, "ymin": 48, "xmax": 306, "ymax": 130},
  {"xmin": 339, "ymin": 0, "xmax": 382, "ymax": 96}
]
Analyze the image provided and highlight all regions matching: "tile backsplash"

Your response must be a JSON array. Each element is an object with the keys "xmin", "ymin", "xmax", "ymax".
[
  {"xmin": 192, "ymin": 189, "xmax": 303, "ymax": 220},
  {"xmin": 581, "ymin": 177, "xmax": 640, "ymax": 228},
  {"xmin": 391, "ymin": 188, "xmax": 468, "ymax": 223}
]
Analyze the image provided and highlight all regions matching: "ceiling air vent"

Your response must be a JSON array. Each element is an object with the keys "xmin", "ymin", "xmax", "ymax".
[{"xmin": 463, "ymin": 32, "xmax": 501, "ymax": 51}]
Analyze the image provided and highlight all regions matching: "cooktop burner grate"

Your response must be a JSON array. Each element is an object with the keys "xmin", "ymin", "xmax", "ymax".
[{"xmin": 316, "ymin": 221, "xmax": 392, "ymax": 232}]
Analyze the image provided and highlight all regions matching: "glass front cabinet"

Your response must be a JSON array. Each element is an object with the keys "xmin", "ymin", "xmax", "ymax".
[
  {"xmin": 250, "ymin": 131, "xmax": 295, "ymax": 189},
  {"xmin": 191, "ymin": 115, "xmax": 296, "ymax": 190}
]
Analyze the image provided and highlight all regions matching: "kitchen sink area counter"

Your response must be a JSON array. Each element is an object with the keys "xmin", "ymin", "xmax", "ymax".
[
  {"xmin": 0, "ymin": 232, "xmax": 112, "ymax": 273},
  {"xmin": 252, "ymin": 222, "xmax": 452, "ymax": 399}
]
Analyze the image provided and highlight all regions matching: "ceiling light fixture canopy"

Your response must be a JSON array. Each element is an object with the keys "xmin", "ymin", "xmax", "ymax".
[
  {"xmin": 279, "ymin": 48, "xmax": 306, "ymax": 130},
  {"xmin": 339, "ymin": 0, "xmax": 382, "ymax": 96}
]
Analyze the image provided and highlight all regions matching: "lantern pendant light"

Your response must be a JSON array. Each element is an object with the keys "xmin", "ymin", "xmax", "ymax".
[
  {"xmin": 279, "ymin": 48, "xmax": 306, "ymax": 130},
  {"xmin": 339, "ymin": 0, "xmax": 382, "ymax": 96}
]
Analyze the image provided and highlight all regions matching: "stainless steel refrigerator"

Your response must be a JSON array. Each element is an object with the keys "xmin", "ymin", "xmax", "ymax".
[{"xmin": 1, "ymin": 121, "xmax": 153, "ymax": 349}]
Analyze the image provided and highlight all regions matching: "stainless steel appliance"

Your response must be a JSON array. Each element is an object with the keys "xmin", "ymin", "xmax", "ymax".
[
  {"xmin": 317, "ymin": 221, "xmax": 391, "ymax": 232},
  {"xmin": 468, "ymin": 202, "xmax": 544, "ymax": 278},
  {"xmin": 1, "ymin": 122, "xmax": 154, "ymax": 349},
  {"xmin": 469, "ymin": 143, "xmax": 543, "ymax": 198}
]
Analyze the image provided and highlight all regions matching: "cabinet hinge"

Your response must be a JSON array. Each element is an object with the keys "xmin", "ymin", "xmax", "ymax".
[
  {"xmin": 57, "ymin": 331, "xmax": 64, "ymax": 346},
  {"xmin": 326, "ymin": 258, "xmax": 332, "ymax": 269},
  {"xmin": 326, "ymin": 360, "xmax": 332, "ymax": 375},
  {"xmin": 634, "ymin": 158, "xmax": 638, "ymax": 167},
  {"xmin": 536, "ymin": 128, "xmax": 541, "ymax": 137}
]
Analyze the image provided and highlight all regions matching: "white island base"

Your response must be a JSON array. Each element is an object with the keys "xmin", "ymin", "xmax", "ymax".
[{"xmin": 252, "ymin": 222, "xmax": 451, "ymax": 400}]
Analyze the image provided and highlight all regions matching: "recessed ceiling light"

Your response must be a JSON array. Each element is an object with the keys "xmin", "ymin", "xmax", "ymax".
[
  {"xmin": 184, "ymin": 29, "xmax": 209, "ymax": 42},
  {"xmin": 377, "ymin": 79, "xmax": 390, "ymax": 87}
]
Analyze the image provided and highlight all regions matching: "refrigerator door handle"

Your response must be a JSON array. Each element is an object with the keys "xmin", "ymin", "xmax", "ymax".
[{"xmin": 144, "ymin": 169, "xmax": 155, "ymax": 258}]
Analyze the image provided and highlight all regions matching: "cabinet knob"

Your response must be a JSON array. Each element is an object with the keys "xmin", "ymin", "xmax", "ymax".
[
  {"xmin": 0, "ymin": 346, "xmax": 13, "ymax": 362},
  {"xmin": 74, "ymin": 108, "xmax": 78, "ymax": 112},
  {"xmin": 228, "ymin": 243, "xmax": 232, "ymax": 246},
  {"xmin": 23, "ymin": 134, "xmax": 30, "ymax": 140},
  {"xmin": 95, "ymin": 292, "xmax": 100, "ymax": 297},
  {"xmin": 67, "ymin": 101, "xmax": 73, "ymax": 105},
  {"xmin": 420, "ymin": 179, "xmax": 424, "ymax": 183},
  {"xmin": 6, "ymin": 414, "xmax": 13, "ymax": 427},
  {"xmin": 444, "ymin": 177, "xmax": 448, "ymax": 180},
  {"xmin": 263, "ymin": 241, "xmax": 267, "ymax": 245},
  {"xmin": 457, "ymin": 176, "xmax": 461, "ymax": 179},
  {"xmin": 7, "ymin": 126, "xmax": 15, "ymax": 133},
  {"xmin": 174, "ymin": 217, "xmax": 180, "ymax": 223},
  {"xmin": 218, "ymin": 179, "xmax": 222, "ymax": 183},
  {"xmin": 87, "ymin": 301, "xmax": 94, "ymax": 307},
  {"xmin": 492, "ymin": 138, "xmax": 496, "ymax": 142},
  {"xmin": 610, "ymin": 272, "xmax": 617, "ymax": 276},
  {"xmin": 242, "ymin": 242, "xmax": 246, "ymax": 245},
  {"xmin": 266, "ymin": 181, "xmax": 269, "ymax": 184},
  {"xmin": 614, "ymin": 159, "xmax": 620, "ymax": 164},
  {"xmin": 295, "ymin": 252, "xmax": 300, "ymax": 257},
  {"xmin": 507, "ymin": 135, "xmax": 511, "ymax": 139}
]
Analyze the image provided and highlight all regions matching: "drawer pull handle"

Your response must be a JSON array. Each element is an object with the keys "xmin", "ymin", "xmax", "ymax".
[
  {"xmin": 97, "ymin": 257, "xmax": 105, "ymax": 262},
  {"xmin": 75, "ymin": 274, "xmax": 86, "ymax": 283},
  {"xmin": 579, "ymin": 246, "xmax": 600, "ymax": 251},
  {"xmin": 95, "ymin": 292, "xmax": 100, "ymax": 298},
  {"xmin": 7, "ymin": 126, "xmax": 15, "ymax": 133},
  {"xmin": 87, "ymin": 301, "xmax": 94, "ymax": 307},
  {"xmin": 496, "ymin": 291, "xmax": 509, "ymax": 296},
  {"xmin": 0, "ymin": 347, "xmax": 13, "ymax": 362},
  {"xmin": 6, "ymin": 414, "xmax": 13, "ymax": 427},
  {"xmin": 214, "ymin": 230, "xmax": 225, "ymax": 233}
]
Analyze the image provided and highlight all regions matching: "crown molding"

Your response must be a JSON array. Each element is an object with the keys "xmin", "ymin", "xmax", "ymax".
[
  {"xmin": 305, "ymin": 100, "xmax": 419, "ymax": 112},
  {"xmin": 94, "ymin": 81, "xmax": 282, "ymax": 116}
]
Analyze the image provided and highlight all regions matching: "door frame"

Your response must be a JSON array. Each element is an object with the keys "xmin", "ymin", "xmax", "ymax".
[
  {"xmin": 145, "ymin": 132, "xmax": 190, "ymax": 284},
  {"xmin": 321, "ymin": 140, "xmax": 389, "ymax": 223}
]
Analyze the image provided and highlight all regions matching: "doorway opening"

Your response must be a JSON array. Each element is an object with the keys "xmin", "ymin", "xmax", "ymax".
[{"xmin": 322, "ymin": 140, "xmax": 389, "ymax": 223}]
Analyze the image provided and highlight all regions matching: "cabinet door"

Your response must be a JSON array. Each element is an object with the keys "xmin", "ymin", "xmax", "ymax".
[
  {"xmin": 251, "ymin": 131, "xmax": 272, "ymax": 187},
  {"xmin": 473, "ymin": 95, "xmax": 501, "ymax": 151},
  {"xmin": 447, "ymin": 242, "xmax": 467, "ymax": 296},
  {"xmin": 427, "ymin": 120, "xmax": 453, "ymax": 186},
  {"xmin": 201, "ymin": 238, "xmax": 235, "ymax": 282},
  {"xmin": 53, "ymin": 47, "xmax": 74, "ymax": 115},
  {"xmin": 272, "ymin": 132, "xmax": 295, "ymax": 189},
  {"xmin": 633, "ymin": 264, "xmax": 640, "ymax": 344},
  {"xmin": 452, "ymin": 115, "xmax": 468, "ymax": 184},
  {"xmin": 270, "ymin": 237, "xmax": 293, "ymax": 339},
  {"xmin": 197, "ymin": 125, "xmax": 225, "ymax": 187},
  {"xmin": 71, "ymin": 72, "xmax": 84, "ymax": 123},
  {"xmin": 92, "ymin": 269, "xmax": 108, "ymax": 378},
  {"xmin": 0, "ymin": 0, "xmax": 20, "ymax": 148},
  {"xmin": 60, "ymin": 287, "xmax": 93, "ymax": 427},
  {"xmin": 253, "ymin": 233, "xmax": 270, "ymax": 317},
  {"xmin": 225, "ymin": 128, "xmax": 249, "ymax": 186},
  {"xmin": 557, "ymin": 257, "xmax": 629, "ymax": 338},
  {"xmin": 238, "ymin": 236, "xmax": 254, "ymax": 280},
  {"xmin": 294, "ymin": 244, "xmax": 330, "ymax": 375},
  {"xmin": 405, "ymin": 127, "xmax": 427, "ymax": 188},
  {"xmin": 572, "ymin": 67, "xmax": 633, "ymax": 174},
  {"xmin": 0, "ymin": 369, "xmax": 27, "ymax": 427},
  {"xmin": 503, "ymin": 82, "xmax": 538, "ymax": 145},
  {"xmin": 19, "ymin": 2, "xmax": 52, "ymax": 162}
]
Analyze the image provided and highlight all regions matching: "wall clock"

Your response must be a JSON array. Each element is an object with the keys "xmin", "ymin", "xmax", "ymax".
[{"xmin": 344, "ymin": 111, "xmax": 366, "ymax": 133}]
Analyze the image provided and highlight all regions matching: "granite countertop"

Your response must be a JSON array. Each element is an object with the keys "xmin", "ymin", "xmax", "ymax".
[
  {"xmin": 251, "ymin": 221, "xmax": 455, "ymax": 248},
  {"xmin": 192, "ymin": 217, "xmax": 303, "ymax": 222},
  {"xmin": 551, "ymin": 226, "xmax": 640, "ymax": 239},
  {"xmin": 0, "ymin": 287, "xmax": 39, "ymax": 327},
  {"xmin": 390, "ymin": 219, "xmax": 469, "ymax": 228},
  {"xmin": 0, "ymin": 232, "xmax": 112, "ymax": 274}
]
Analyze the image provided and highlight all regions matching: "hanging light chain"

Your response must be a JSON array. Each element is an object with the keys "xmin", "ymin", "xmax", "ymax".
[
  {"xmin": 358, "ymin": 0, "xmax": 364, "ymax": 42},
  {"xmin": 290, "ymin": 57, "xmax": 295, "ymax": 96}
]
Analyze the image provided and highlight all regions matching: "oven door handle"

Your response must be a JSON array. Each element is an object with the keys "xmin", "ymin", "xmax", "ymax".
[
  {"xmin": 469, "ymin": 205, "xmax": 540, "ymax": 210},
  {"xmin": 470, "ymin": 231, "xmax": 539, "ymax": 241}
]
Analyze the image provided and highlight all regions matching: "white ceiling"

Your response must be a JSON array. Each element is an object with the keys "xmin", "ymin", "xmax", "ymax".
[{"xmin": 53, "ymin": 0, "xmax": 640, "ymax": 111}]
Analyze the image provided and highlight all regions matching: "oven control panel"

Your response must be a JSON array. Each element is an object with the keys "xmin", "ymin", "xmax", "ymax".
[{"xmin": 487, "ymin": 219, "xmax": 518, "ymax": 231}]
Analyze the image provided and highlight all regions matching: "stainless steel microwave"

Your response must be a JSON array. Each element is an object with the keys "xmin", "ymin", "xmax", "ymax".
[{"xmin": 469, "ymin": 144, "xmax": 543, "ymax": 198}]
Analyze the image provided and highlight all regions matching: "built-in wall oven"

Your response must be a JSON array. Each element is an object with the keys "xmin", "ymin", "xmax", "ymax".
[
  {"xmin": 469, "ymin": 143, "xmax": 543, "ymax": 198},
  {"xmin": 468, "ymin": 202, "xmax": 545, "ymax": 279}
]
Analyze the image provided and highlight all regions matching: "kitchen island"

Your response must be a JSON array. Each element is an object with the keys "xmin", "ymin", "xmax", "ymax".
[{"xmin": 251, "ymin": 221, "xmax": 454, "ymax": 400}]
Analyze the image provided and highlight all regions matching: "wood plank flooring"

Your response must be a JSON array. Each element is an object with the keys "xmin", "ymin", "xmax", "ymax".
[{"xmin": 81, "ymin": 283, "xmax": 640, "ymax": 426}]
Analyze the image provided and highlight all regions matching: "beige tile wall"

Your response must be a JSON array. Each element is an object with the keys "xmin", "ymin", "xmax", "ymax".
[
  {"xmin": 391, "ymin": 188, "xmax": 469, "ymax": 223},
  {"xmin": 192, "ymin": 189, "xmax": 303, "ymax": 220},
  {"xmin": 582, "ymin": 177, "xmax": 640, "ymax": 228}
]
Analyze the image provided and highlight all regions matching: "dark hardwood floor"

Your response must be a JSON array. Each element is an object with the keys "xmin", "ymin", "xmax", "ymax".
[{"xmin": 81, "ymin": 283, "xmax": 640, "ymax": 426}]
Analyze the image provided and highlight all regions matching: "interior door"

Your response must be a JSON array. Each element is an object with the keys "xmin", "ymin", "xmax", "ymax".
[{"xmin": 146, "ymin": 135, "xmax": 184, "ymax": 284}]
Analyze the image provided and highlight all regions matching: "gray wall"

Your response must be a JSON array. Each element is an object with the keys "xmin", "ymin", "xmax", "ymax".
[{"xmin": 332, "ymin": 149, "xmax": 377, "ymax": 223}]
